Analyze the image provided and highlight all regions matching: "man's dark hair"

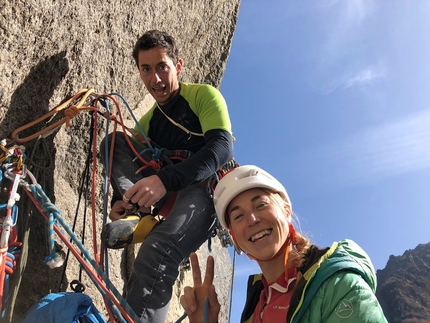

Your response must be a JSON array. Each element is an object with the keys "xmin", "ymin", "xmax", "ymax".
[{"xmin": 132, "ymin": 30, "xmax": 180, "ymax": 67}]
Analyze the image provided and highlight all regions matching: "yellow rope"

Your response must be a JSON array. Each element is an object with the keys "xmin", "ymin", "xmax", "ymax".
[{"xmin": 10, "ymin": 89, "xmax": 96, "ymax": 144}]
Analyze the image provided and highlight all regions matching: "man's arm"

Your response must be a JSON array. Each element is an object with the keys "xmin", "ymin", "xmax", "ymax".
[{"xmin": 157, "ymin": 128, "xmax": 233, "ymax": 192}]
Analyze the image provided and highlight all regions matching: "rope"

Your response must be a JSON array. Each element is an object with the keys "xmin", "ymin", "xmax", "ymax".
[
  {"xmin": 228, "ymin": 249, "xmax": 237, "ymax": 323},
  {"xmin": 109, "ymin": 92, "xmax": 156, "ymax": 152},
  {"xmin": 43, "ymin": 211, "xmax": 63, "ymax": 269},
  {"xmin": 109, "ymin": 93, "xmax": 160, "ymax": 167},
  {"xmin": 2, "ymin": 89, "xmax": 239, "ymax": 323},
  {"xmin": 10, "ymin": 89, "xmax": 96, "ymax": 144},
  {"xmin": 25, "ymin": 184, "xmax": 139, "ymax": 322},
  {"xmin": 174, "ymin": 298, "xmax": 210, "ymax": 323},
  {"xmin": 2, "ymin": 92, "xmax": 148, "ymax": 322},
  {"xmin": 58, "ymin": 142, "xmax": 91, "ymax": 289},
  {"xmin": 64, "ymin": 106, "xmax": 79, "ymax": 127},
  {"xmin": 0, "ymin": 189, "xmax": 21, "ymax": 313},
  {"xmin": 97, "ymin": 97, "xmax": 113, "ymax": 277},
  {"xmin": 175, "ymin": 312, "xmax": 187, "ymax": 323}
]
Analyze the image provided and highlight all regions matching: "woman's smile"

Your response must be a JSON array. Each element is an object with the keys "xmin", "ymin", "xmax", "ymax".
[{"xmin": 250, "ymin": 229, "xmax": 272, "ymax": 242}]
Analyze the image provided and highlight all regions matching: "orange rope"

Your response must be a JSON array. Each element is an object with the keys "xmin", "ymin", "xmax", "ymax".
[
  {"xmin": 10, "ymin": 89, "xmax": 95, "ymax": 143},
  {"xmin": 94, "ymin": 95, "xmax": 161, "ymax": 171},
  {"xmin": 91, "ymin": 109, "xmax": 99, "ymax": 265},
  {"xmin": 6, "ymin": 91, "xmax": 139, "ymax": 322}
]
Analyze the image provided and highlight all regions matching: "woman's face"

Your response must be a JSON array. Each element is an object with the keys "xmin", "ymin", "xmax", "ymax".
[{"xmin": 227, "ymin": 188, "xmax": 290, "ymax": 260}]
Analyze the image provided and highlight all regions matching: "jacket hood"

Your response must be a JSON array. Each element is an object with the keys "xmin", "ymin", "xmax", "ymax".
[
  {"xmin": 289, "ymin": 239, "xmax": 378, "ymax": 323},
  {"xmin": 332, "ymin": 239, "xmax": 377, "ymax": 291},
  {"xmin": 299, "ymin": 239, "xmax": 377, "ymax": 292}
]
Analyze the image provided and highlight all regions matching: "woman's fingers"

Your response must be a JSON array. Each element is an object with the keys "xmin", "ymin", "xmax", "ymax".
[
  {"xmin": 181, "ymin": 253, "xmax": 221, "ymax": 323},
  {"xmin": 190, "ymin": 252, "xmax": 202, "ymax": 285},
  {"xmin": 180, "ymin": 286, "xmax": 197, "ymax": 314},
  {"xmin": 203, "ymin": 255, "xmax": 215, "ymax": 286}
]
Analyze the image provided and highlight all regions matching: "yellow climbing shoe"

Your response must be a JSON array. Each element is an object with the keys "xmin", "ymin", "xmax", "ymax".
[{"xmin": 101, "ymin": 214, "xmax": 159, "ymax": 249}]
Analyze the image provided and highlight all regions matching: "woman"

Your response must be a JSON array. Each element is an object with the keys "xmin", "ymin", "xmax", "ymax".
[{"xmin": 180, "ymin": 165, "xmax": 387, "ymax": 322}]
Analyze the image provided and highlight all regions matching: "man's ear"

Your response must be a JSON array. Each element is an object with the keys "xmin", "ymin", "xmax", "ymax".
[{"xmin": 176, "ymin": 58, "xmax": 183, "ymax": 76}]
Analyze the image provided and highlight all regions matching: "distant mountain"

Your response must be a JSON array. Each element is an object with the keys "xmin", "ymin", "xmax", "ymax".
[{"xmin": 376, "ymin": 242, "xmax": 430, "ymax": 323}]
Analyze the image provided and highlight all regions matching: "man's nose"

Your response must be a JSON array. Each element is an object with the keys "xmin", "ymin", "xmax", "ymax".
[{"xmin": 153, "ymin": 72, "xmax": 161, "ymax": 83}]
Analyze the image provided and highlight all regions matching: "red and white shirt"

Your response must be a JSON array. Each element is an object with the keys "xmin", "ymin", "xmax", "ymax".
[{"xmin": 252, "ymin": 268, "xmax": 297, "ymax": 323}]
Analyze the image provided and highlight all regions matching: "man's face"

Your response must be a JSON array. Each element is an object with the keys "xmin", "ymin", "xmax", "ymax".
[{"xmin": 137, "ymin": 47, "xmax": 183, "ymax": 106}]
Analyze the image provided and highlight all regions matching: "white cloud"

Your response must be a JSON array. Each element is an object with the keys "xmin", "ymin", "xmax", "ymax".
[
  {"xmin": 290, "ymin": 109, "xmax": 430, "ymax": 191},
  {"xmin": 320, "ymin": 0, "xmax": 370, "ymax": 24},
  {"xmin": 322, "ymin": 64, "xmax": 385, "ymax": 94},
  {"xmin": 314, "ymin": 0, "xmax": 380, "ymax": 94},
  {"xmin": 344, "ymin": 66, "xmax": 385, "ymax": 88},
  {"xmin": 319, "ymin": 0, "xmax": 375, "ymax": 59}
]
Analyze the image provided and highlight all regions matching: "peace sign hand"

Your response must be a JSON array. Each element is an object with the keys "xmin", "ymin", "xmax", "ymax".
[{"xmin": 180, "ymin": 253, "xmax": 220, "ymax": 323}]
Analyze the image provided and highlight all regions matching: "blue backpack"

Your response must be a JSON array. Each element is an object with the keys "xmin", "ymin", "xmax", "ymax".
[{"xmin": 21, "ymin": 292, "xmax": 106, "ymax": 323}]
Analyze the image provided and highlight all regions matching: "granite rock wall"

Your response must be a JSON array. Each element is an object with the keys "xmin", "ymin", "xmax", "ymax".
[{"xmin": 0, "ymin": 1, "xmax": 241, "ymax": 321}]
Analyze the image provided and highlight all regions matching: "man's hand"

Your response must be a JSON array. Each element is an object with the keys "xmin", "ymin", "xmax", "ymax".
[
  {"xmin": 109, "ymin": 200, "xmax": 135, "ymax": 221},
  {"xmin": 180, "ymin": 253, "xmax": 220, "ymax": 323},
  {"xmin": 123, "ymin": 175, "xmax": 167, "ymax": 208}
]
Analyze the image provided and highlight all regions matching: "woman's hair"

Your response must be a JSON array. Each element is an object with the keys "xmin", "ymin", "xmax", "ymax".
[
  {"xmin": 132, "ymin": 30, "xmax": 180, "ymax": 66},
  {"xmin": 262, "ymin": 189, "xmax": 312, "ymax": 269}
]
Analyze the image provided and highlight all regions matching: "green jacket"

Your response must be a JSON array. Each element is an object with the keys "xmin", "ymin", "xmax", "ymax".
[{"xmin": 241, "ymin": 239, "xmax": 388, "ymax": 323}]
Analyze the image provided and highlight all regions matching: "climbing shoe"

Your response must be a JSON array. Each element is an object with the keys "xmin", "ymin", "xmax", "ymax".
[{"xmin": 101, "ymin": 214, "xmax": 159, "ymax": 249}]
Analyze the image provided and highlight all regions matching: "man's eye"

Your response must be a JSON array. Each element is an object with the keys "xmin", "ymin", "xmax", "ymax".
[{"xmin": 141, "ymin": 67, "xmax": 150, "ymax": 73}]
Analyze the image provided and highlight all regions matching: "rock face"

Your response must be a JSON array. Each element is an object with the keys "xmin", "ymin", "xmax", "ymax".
[
  {"xmin": 0, "ymin": 1, "xmax": 241, "ymax": 322},
  {"xmin": 376, "ymin": 243, "xmax": 430, "ymax": 323}
]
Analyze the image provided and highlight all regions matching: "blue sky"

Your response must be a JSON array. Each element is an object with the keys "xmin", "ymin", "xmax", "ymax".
[{"xmin": 220, "ymin": 1, "xmax": 430, "ymax": 321}]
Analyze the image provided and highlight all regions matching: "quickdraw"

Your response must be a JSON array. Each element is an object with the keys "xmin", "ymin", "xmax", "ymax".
[{"xmin": 0, "ymin": 168, "xmax": 23, "ymax": 316}]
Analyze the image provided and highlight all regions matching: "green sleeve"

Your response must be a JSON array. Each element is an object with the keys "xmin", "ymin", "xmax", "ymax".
[
  {"xmin": 184, "ymin": 83, "xmax": 232, "ymax": 134},
  {"xmin": 301, "ymin": 272, "xmax": 388, "ymax": 323}
]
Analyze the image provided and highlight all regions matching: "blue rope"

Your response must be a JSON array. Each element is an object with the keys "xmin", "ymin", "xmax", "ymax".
[
  {"xmin": 175, "ymin": 312, "xmax": 187, "ymax": 323},
  {"xmin": 207, "ymin": 235, "xmax": 212, "ymax": 253},
  {"xmin": 175, "ymin": 297, "xmax": 211, "ymax": 323},
  {"xmin": 204, "ymin": 297, "xmax": 210, "ymax": 323},
  {"xmin": 152, "ymin": 147, "xmax": 163, "ymax": 161},
  {"xmin": 30, "ymin": 184, "xmax": 139, "ymax": 322},
  {"xmin": 98, "ymin": 96, "xmax": 111, "ymax": 277},
  {"xmin": 0, "ymin": 204, "xmax": 18, "ymax": 226},
  {"xmin": 43, "ymin": 211, "xmax": 61, "ymax": 267},
  {"xmin": 108, "ymin": 92, "xmax": 155, "ymax": 152}
]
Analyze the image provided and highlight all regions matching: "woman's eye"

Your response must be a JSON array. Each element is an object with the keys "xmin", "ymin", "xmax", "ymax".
[
  {"xmin": 233, "ymin": 213, "xmax": 244, "ymax": 221},
  {"xmin": 256, "ymin": 202, "xmax": 268, "ymax": 209}
]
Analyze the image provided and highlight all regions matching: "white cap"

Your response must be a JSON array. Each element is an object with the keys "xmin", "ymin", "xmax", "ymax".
[{"xmin": 213, "ymin": 165, "xmax": 291, "ymax": 229}]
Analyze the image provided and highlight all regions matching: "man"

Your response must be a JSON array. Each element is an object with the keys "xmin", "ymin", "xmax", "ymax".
[{"xmin": 100, "ymin": 30, "xmax": 234, "ymax": 322}]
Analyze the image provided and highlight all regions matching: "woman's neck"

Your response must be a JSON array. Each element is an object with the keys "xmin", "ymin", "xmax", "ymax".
[{"xmin": 258, "ymin": 251, "xmax": 287, "ymax": 283}]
